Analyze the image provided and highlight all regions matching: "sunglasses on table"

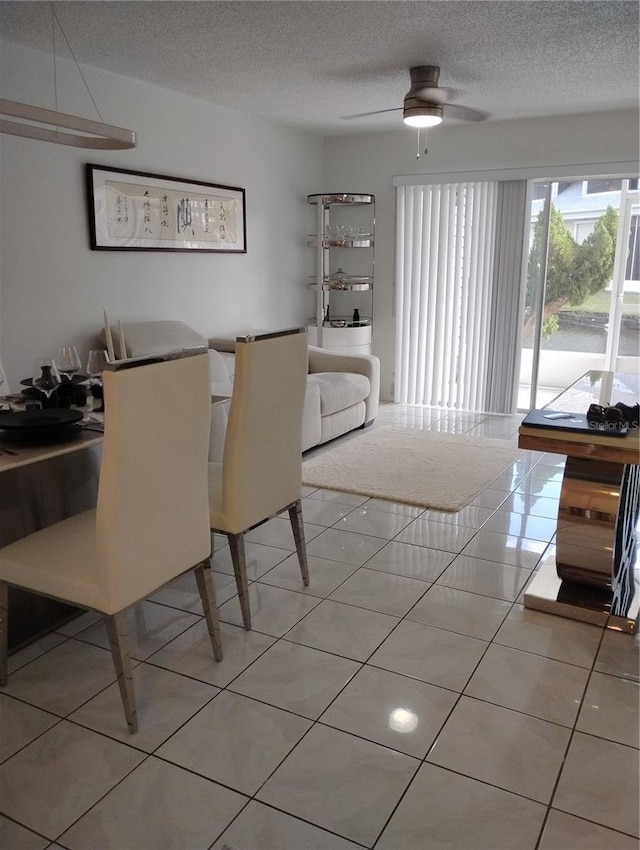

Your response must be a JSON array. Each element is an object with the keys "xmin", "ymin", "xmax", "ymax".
[{"xmin": 586, "ymin": 404, "xmax": 626, "ymax": 425}]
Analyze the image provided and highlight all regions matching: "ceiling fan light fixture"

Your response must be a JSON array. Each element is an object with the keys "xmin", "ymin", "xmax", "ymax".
[
  {"xmin": 403, "ymin": 103, "xmax": 443, "ymax": 128},
  {"xmin": 403, "ymin": 106, "xmax": 442, "ymax": 129}
]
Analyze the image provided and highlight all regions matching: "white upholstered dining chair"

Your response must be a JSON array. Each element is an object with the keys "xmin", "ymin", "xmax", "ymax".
[
  {"xmin": 0, "ymin": 350, "xmax": 222, "ymax": 733},
  {"xmin": 209, "ymin": 328, "xmax": 310, "ymax": 629}
]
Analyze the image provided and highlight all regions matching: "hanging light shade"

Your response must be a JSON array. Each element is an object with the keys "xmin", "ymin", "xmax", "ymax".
[
  {"xmin": 0, "ymin": 4, "xmax": 135, "ymax": 151},
  {"xmin": 0, "ymin": 98, "xmax": 136, "ymax": 149}
]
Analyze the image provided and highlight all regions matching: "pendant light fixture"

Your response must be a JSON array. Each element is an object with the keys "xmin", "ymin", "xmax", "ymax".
[{"xmin": 0, "ymin": 4, "xmax": 135, "ymax": 150}]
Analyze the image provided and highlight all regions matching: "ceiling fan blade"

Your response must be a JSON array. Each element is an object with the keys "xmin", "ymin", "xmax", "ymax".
[
  {"xmin": 444, "ymin": 103, "xmax": 488, "ymax": 122},
  {"xmin": 341, "ymin": 106, "xmax": 401, "ymax": 120}
]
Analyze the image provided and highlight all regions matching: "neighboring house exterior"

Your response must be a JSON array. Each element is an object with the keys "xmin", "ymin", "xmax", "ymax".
[{"xmin": 531, "ymin": 178, "xmax": 640, "ymax": 282}]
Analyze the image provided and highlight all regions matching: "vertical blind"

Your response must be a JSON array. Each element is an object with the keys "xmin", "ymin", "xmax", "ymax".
[
  {"xmin": 394, "ymin": 179, "xmax": 526, "ymax": 413},
  {"xmin": 485, "ymin": 180, "xmax": 528, "ymax": 412}
]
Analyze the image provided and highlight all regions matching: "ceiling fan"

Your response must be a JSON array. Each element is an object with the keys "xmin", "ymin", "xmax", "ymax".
[{"xmin": 343, "ymin": 65, "xmax": 488, "ymax": 127}]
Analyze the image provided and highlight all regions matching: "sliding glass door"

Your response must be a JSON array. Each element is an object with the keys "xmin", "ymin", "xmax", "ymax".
[{"xmin": 519, "ymin": 177, "xmax": 640, "ymax": 410}]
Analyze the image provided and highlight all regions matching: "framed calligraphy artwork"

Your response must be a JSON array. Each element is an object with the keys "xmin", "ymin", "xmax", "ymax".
[{"xmin": 86, "ymin": 164, "xmax": 246, "ymax": 252}]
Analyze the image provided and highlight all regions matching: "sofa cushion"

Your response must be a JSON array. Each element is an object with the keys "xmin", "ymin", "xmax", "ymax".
[{"xmin": 308, "ymin": 372, "xmax": 370, "ymax": 417}]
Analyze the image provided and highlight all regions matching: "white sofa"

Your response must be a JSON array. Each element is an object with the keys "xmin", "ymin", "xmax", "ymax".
[
  {"xmin": 209, "ymin": 337, "xmax": 380, "ymax": 452},
  {"xmin": 102, "ymin": 321, "xmax": 380, "ymax": 455}
]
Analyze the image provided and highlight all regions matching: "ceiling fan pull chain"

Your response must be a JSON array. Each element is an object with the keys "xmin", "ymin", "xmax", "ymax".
[{"xmin": 416, "ymin": 128, "xmax": 430, "ymax": 159}]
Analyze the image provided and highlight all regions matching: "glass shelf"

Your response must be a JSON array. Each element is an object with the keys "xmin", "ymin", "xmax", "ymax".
[
  {"xmin": 307, "ymin": 193, "xmax": 374, "ymax": 206},
  {"xmin": 307, "ymin": 237, "xmax": 374, "ymax": 249},
  {"xmin": 307, "ymin": 192, "xmax": 375, "ymax": 354},
  {"xmin": 307, "ymin": 276, "xmax": 373, "ymax": 291},
  {"xmin": 308, "ymin": 317, "xmax": 372, "ymax": 329}
]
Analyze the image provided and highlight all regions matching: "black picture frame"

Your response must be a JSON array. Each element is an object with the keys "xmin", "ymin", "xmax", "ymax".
[{"xmin": 86, "ymin": 164, "xmax": 246, "ymax": 253}]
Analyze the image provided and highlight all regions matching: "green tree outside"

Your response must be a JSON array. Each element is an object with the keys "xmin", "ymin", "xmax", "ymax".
[{"xmin": 525, "ymin": 204, "xmax": 618, "ymax": 337}]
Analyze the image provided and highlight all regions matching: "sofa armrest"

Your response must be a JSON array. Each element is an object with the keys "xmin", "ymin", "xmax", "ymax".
[{"xmin": 308, "ymin": 345, "xmax": 380, "ymax": 423}]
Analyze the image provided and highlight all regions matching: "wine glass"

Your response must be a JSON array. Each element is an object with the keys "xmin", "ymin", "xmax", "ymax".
[
  {"xmin": 32, "ymin": 358, "xmax": 61, "ymax": 407},
  {"xmin": 56, "ymin": 346, "xmax": 82, "ymax": 380},
  {"xmin": 86, "ymin": 349, "xmax": 110, "ymax": 412}
]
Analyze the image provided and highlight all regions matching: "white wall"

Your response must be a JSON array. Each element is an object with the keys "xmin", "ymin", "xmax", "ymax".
[
  {"xmin": 2, "ymin": 40, "xmax": 637, "ymax": 403},
  {"xmin": 324, "ymin": 110, "xmax": 640, "ymax": 399},
  {"xmin": 0, "ymin": 41, "xmax": 323, "ymax": 388}
]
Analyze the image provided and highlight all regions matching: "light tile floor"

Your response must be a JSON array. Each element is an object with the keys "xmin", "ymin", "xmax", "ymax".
[{"xmin": 1, "ymin": 403, "xmax": 638, "ymax": 849}]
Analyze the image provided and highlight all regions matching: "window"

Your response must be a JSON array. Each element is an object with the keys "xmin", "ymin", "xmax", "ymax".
[
  {"xmin": 585, "ymin": 179, "xmax": 623, "ymax": 195},
  {"xmin": 521, "ymin": 176, "xmax": 640, "ymax": 410}
]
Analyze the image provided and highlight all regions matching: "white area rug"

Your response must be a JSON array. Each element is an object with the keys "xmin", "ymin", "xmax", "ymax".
[{"xmin": 302, "ymin": 427, "xmax": 523, "ymax": 512}]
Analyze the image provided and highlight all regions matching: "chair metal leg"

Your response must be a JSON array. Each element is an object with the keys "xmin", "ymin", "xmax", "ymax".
[
  {"xmin": 289, "ymin": 499, "xmax": 310, "ymax": 586},
  {"xmin": 229, "ymin": 533, "xmax": 252, "ymax": 630},
  {"xmin": 0, "ymin": 582, "xmax": 7, "ymax": 686},
  {"xmin": 133, "ymin": 601, "xmax": 148, "ymax": 638},
  {"xmin": 194, "ymin": 559, "xmax": 223, "ymax": 661},
  {"xmin": 104, "ymin": 611, "xmax": 138, "ymax": 734}
]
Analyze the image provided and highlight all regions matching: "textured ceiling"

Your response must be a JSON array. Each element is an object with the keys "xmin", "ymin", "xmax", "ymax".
[{"xmin": 0, "ymin": 1, "xmax": 638, "ymax": 135}]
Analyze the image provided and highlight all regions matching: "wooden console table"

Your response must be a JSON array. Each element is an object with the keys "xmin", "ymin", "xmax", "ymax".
[{"xmin": 518, "ymin": 370, "xmax": 639, "ymax": 633}]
